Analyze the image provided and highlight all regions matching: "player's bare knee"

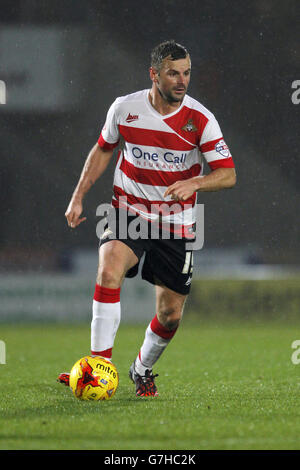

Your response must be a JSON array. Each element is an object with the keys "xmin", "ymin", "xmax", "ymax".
[
  {"xmin": 165, "ymin": 317, "xmax": 181, "ymax": 331},
  {"xmin": 97, "ymin": 266, "xmax": 122, "ymax": 289},
  {"xmin": 158, "ymin": 308, "xmax": 182, "ymax": 331}
]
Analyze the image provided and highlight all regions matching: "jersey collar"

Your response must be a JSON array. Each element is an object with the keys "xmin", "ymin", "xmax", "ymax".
[{"xmin": 145, "ymin": 89, "xmax": 187, "ymax": 120}]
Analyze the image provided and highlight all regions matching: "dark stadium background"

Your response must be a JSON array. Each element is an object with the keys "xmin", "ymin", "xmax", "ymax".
[
  {"xmin": 1, "ymin": 2, "xmax": 300, "ymax": 451},
  {"xmin": 0, "ymin": 0, "xmax": 299, "ymax": 275}
]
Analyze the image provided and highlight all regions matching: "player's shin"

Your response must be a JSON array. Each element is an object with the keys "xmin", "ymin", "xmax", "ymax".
[
  {"xmin": 91, "ymin": 284, "xmax": 121, "ymax": 360},
  {"xmin": 135, "ymin": 314, "xmax": 178, "ymax": 375}
]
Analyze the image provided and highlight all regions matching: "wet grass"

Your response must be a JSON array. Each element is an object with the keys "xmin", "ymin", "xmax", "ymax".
[{"xmin": 0, "ymin": 320, "xmax": 300, "ymax": 450}]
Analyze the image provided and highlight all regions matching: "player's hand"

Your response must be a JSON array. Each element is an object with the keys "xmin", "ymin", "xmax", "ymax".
[
  {"xmin": 65, "ymin": 199, "xmax": 87, "ymax": 228},
  {"xmin": 164, "ymin": 178, "xmax": 199, "ymax": 202}
]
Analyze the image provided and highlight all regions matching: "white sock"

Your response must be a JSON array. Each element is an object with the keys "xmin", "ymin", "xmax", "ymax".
[
  {"xmin": 91, "ymin": 284, "xmax": 121, "ymax": 359},
  {"xmin": 135, "ymin": 314, "xmax": 178, "ymax": 375}
]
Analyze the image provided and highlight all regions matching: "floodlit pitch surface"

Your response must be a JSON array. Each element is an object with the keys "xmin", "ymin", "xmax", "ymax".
[{"xmin": 0, "ymin": 321, "xmax": 300, "ymax": 450}]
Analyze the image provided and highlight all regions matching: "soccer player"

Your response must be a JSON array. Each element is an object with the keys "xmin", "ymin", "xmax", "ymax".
[{"xmin": 58, "ymin": 41, "xmax": 236, "ymax": 397}]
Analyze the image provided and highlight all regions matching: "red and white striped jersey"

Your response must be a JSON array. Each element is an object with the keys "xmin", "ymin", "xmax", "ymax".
[{"xmin": 98, "ymin": 89, "xmax": 234, "ymax": 236}]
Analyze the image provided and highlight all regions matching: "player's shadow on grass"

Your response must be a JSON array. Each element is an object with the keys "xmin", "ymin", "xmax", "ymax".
[{"xmin": 1, "ymin": 387, "xmax": 165, "ymax": 420}]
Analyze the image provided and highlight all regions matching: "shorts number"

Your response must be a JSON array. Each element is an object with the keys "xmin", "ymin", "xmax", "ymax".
[{"xmin": 182, "ymin": 251, "xmax": 193, "ymax": 274}]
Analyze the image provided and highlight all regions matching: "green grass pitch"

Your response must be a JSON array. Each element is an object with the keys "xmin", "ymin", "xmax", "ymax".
[{"xmin": 0, "ymin": 320, "xmax": 300, "ymax": 450}]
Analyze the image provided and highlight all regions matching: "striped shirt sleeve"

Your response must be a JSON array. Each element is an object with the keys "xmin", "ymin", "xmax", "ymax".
[
  {"xmin": 98, "ymin": 100, "xmax": 120, "ymax": 150},
  {"xmin": 199, "ymin": 116, "xmax": 235, "ymax": 170}
]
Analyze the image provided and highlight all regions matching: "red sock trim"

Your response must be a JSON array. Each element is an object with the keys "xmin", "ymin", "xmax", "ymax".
[
  {"xmin": 91, "ymin": 348, "xmax": 112, "ymax": 359},
  {"xmin": 94, "ymin": 284, "xmax": 120, "ymax": 303},
  {"xmin": 150, "ymin": 314, "xmax": 178, "ymax": 340}
]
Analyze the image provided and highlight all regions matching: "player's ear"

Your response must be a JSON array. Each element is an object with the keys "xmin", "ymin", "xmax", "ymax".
[{"xmin": 149, "ymin": 66, "xmax": 158, "ymax": 83}]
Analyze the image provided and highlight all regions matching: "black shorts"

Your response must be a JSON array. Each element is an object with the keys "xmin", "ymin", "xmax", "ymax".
[{"xmin": 98, "ymin": 208, "xmax": 194, "ymax": 295}]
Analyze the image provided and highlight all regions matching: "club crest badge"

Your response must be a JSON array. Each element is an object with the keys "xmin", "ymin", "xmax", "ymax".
[{"xmin": 181, "ymin": 119, "xmax": 197, "ymax": 132}]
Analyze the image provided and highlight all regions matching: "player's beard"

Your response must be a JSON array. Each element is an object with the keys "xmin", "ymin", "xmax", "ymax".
[{"xmin": 158, "ymin": 86, "xmax": 186, "ymax": 104}]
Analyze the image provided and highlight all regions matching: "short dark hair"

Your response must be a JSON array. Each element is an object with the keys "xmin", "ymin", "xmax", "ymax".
[{"xmin": 151, "ymin": 40, "xmax": 189, "ymax": 71}]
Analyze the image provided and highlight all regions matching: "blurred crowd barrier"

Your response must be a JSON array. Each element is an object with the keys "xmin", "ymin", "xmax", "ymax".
[
  {"xmin": 0, "ymin": 247, "xmax": 299, "ymax": 323},
  {"xmin": 0, "ymin": 273, "xmax": 155, "ymax": 323}
]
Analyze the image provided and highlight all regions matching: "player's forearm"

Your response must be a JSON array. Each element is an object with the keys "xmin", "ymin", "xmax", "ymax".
[
  {"xmin": 71, "ymin": 143, "xmax": 114, "ymax": 202},
  {"xmin": 193, "ymin": 167, "xmax": 236, "ymax": 192}
]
